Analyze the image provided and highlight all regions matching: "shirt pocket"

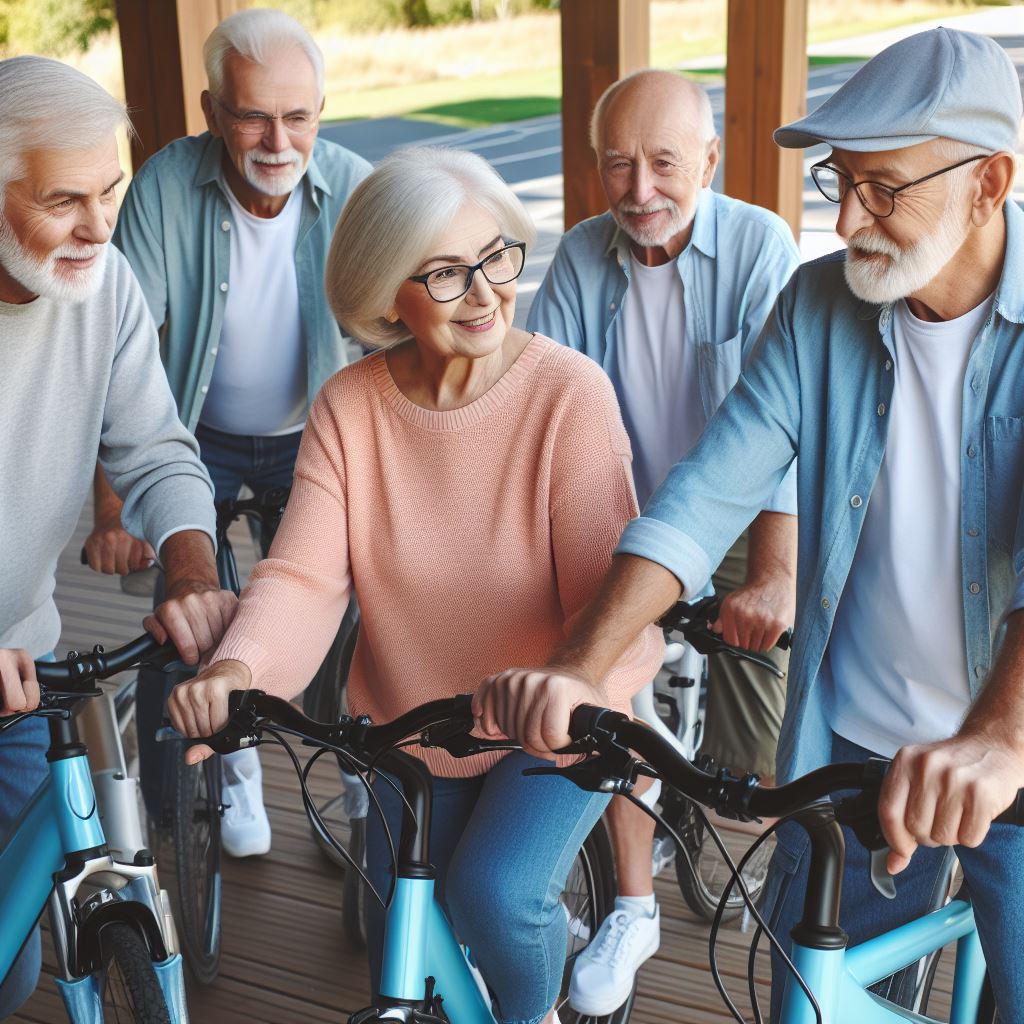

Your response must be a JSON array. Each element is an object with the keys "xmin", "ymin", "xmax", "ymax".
[
  {"xmin": 699, "ymin": 330, "xmax": 743, "ymax": 410},
  {"xmin": 984, "ymin": 415, "xmax": 1024, "ymax": 555}
]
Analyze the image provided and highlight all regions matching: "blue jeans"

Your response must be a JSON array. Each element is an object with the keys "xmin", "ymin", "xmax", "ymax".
[
  {"xmin": 137, "ymin": 423, "xmax": 302, "ymax": 816},
  {"xmin": 365, "ymin": 752, "xmax": 610, "ymax": 1024},
  {"xmin": 763, "ymin": 732, "xmax": 1024, "ymax": 1022},
  {"xmin": 0, "ymin": 658, "xmax": 54, "ymax": 1019}
]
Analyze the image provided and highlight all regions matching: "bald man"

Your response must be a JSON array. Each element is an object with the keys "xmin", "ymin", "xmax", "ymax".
[{"xmin": 527, "ymin": 70, "xmax": 800, "ymax": 1014}]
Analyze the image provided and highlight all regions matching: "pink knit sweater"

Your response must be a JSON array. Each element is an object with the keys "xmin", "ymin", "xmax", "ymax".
[{"xmin": 212, "ymin": 334, "xmax": 664, "ymax": 776}]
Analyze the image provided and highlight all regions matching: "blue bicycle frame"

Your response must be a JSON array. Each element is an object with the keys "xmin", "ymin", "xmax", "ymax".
[{"xmin": 0, "ymin": 713, "xmax": 188, "ymax": 1022}]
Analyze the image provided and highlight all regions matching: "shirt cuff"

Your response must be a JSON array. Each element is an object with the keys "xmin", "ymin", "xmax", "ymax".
[
  {"xmin": 764, "ymin": 461, "xmax": 798, "ymax": 516},
  {"xmin": 615, "ymin": 516, "xmax": 712, "ymax": 599}
]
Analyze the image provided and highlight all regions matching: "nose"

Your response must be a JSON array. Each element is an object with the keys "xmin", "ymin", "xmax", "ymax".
[
  {"xmin": 262, "ymin": 117, "xmax": 290, "ymax": 153},
  {"xmin": 835, "ymin": 187, "xmax": 875, "ymax": 242},
  {"xmin": 465, "ymin": 267, "xmax": 496, "ymax": 305},
  {"xmin": 75, "ymin": 199, "xmax": 113, "ymax": 246},
  {"xmin": 630, "ymin": 162, "xmax": 657, "ymax": 206}
]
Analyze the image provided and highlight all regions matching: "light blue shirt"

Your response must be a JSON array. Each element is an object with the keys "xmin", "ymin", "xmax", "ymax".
[
  {"xmin": 526, "ymin": 188, "xmax": 800, "ymax": 510},
  {"xmin": 113, "ymin": 133, "xmax": 371, "ymax": 432},
  {"xmin": 617, "ymin": 200, "xmax": 1024, "ymax": 783}
]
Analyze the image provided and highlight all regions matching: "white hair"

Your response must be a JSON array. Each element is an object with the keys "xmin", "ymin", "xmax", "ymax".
[
  {"xmin": 326, "ymin": 146, "xmax": 537, "ymax": 349},
  {"xmin": 204, "ymin": 8, "xmax": 325, "ymax": 100},
  {"xmin": 0, "ymin": 56, "xmax": 129, "ymax": 202},
  {"xmin": 589, "ymin": 69, "xmax": 715, "ymax": 152}
]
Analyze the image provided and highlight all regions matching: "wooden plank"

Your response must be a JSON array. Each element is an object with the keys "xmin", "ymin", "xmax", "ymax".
[{"xmin": 559, "ymin": 0, "xmax": 650, "ymax": 230}]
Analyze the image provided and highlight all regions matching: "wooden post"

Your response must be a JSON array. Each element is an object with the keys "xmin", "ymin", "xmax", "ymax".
[
  {"xmin": 724, "ymin": 0, "xmax": 807, "ymax": 238},
  {"xmin": 118, "ymin": 0, "xmax": 242, "ymax": 171},
  {"xmin": 559, "ymin": 0, "xmax": 650, "ymax": 230}
]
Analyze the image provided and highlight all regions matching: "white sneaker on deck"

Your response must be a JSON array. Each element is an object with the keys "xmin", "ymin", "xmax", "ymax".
[
  {"xmin": 568, "ymin": 901, "xmax": 660, "ymax": 1016},
  {"xmin": 220, "ymin": 747, "xmax": 271, "ymax": 857}
]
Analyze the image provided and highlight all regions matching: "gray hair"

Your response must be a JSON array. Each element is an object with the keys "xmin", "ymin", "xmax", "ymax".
[
  {"xmin": 0, "ymin": 56, "xmax": 130, "ymax": 202},
  {"xmin": 589, "ymin": 69, "xmax": 715, "ymax": 152},
  {"xmin": 326, "ymin": 146, "xmax": 537, "ymax": 349},
  {"xmin": 933, "ymin": 136, "xmax": 997, "ymax": 203},
  {"xmin": 204, "ymin": 8, "xmax": 325, "ymax": 101}
]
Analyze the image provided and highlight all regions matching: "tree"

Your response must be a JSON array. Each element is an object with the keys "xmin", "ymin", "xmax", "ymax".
[{"xmin": 0, "ymin": 0, "xmax": 115, "ymax": 55}]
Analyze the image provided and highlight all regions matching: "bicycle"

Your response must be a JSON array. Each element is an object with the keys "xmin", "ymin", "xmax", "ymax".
[
  {"xmin": 185, "ymin": 689, "xmax": 629, "ymax": 1024},
  {"xmin": 0, "ymin": 636, "xmax": 188, "ymax": 1023}
]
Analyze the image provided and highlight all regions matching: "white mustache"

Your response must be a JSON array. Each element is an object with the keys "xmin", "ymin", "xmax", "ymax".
[
  {"xmin": 618, "ymin": 201, "xmax": 674, "ymax": 216},
  {"xmin": 847, "ymin": 232, "xmax": 902, "ymax": 259},
  {"xmin": 249, "ymin": 150, "xmax": 301, "ymax": 167}
]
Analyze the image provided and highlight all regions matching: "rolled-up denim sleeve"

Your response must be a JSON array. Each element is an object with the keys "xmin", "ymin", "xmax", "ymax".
[{"xmin": 617, "ymin": 288, "xmax": 801, "ymax": 595}]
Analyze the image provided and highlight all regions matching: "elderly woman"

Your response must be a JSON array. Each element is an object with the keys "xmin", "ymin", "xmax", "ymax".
[{"xmin": 168, "ymin": 146, "xmax": 662, "ymax": 1024}]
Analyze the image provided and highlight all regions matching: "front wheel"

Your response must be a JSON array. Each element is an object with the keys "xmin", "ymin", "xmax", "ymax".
[{"xmin": 99, "ymin": 922, "xmax": 172, "ymax": 1023}]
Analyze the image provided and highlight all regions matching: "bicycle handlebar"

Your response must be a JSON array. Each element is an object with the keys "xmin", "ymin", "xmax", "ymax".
[{"xmin": 34, "ymin": 634, "xmax": 179, "ymax": 690}]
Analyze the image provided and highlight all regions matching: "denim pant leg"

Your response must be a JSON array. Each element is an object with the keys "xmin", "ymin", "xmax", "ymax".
[
  {"xmin": 764, "ymin": 733, "xmax": 953, "ymax": 1024},
  {"xmin": 0, "ymin": 716, "xmax": 50, "ymax": 1019}
]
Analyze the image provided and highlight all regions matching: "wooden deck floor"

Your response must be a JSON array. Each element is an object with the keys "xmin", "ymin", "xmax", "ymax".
[{"xmin": 11, "ymin": 509, "xmax": 958, "ymax": 1023}]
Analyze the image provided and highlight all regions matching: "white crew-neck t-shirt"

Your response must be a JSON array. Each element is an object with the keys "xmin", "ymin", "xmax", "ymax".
[
  {"xmin": 823, "ymin": 294, "xmax": 993, "ymax": 755},
  {"xmin": 617, "ymin": 253, "xmax": 705, "ymax": 507},
  {"xmin": 199, "ymin": 185, "xmax": 307, "ymax": 437}
]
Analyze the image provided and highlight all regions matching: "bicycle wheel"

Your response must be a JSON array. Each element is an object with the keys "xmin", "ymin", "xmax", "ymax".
[
  {"xmin": 557, "ymin": 821, "xmax": 636, "ymax": 1024},
  {"xmin": 171, "ymin": 747, "xmax": 222, "ymax": 984},
  {"xmin": 99, "ymin": 921, "xmax": 172, "ymax": 1024},
  {"xmin": 673, "ymin": 799, "xmax": 772, "ymax": 923}
]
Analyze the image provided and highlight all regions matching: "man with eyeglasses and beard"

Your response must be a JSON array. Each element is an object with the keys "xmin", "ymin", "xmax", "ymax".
[
  {"xmin": 476, "ymin": 28, "xmax": 1024, "ymax": 1020},
  {"xmin": 86, "ymin": 8, "xmax": 370, "ymax": 859}
]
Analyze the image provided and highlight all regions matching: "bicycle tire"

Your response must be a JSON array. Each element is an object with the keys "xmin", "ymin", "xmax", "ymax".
[
  {"xmin": 99, "ymin": 921, "xmax": 172, "ymax": 1024},
  {"xmin": 171, "ymin": 747, "xmax": 223, "ymax": 984},
  {"xmin": 341, "ymin": 813, "xmax": 369, "ymax": 950}
]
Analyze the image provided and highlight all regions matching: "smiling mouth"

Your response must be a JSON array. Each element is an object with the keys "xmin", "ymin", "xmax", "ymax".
[{"xmin": 453, "ymin": 309, "xmax": 497, "ymax": 328}]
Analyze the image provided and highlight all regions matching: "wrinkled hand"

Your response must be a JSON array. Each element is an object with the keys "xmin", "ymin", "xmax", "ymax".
[
  {"xmin": 0, "ymin": 649, "xmax": 39, "ymax": 715},
  {"xmin": 473, "ymin": 667, "xmax": 608, "ymax": 760},
  {"xmin": 712, "ymin": 573, "xmax": 794, "ymax": 652},
  {"xmin": 879, "ymin": 731, "xmax": 1024, "ymax": 874},
  {"xmin": 143, "ymin": 581, "xmax": 238, "ymax": 666},
  {"xmin": 167, "ymin": 659, "xmax": 251, "ymax": 764},
  {"xmin": 85, "ymin": 517, "xmax": 155, "ymax": 575}
]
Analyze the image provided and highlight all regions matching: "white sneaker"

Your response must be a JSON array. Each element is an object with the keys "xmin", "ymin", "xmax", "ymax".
[
  {"xmin": 220, "ymin": 747, "xmax": 271, "ymax": 857},
  {"xmin": 569, "ymin": 902, "xmax": 660, "ymax": 1016}
]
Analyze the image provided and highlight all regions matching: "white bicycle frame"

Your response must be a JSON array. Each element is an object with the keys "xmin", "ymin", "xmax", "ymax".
[{"xmin": 631, "ymin": 640, "xmax": 707, "ymax": 762}]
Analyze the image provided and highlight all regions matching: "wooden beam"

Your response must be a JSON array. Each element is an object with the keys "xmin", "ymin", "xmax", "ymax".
[
  {"xmin": 724, "ymin": 0, "xmax": 807, "ymax": 238},
  {"xmin": 118, "ymin": 0, "xmax": 242, "ymax": 171},
  {"xmin": 559, "ymin": 0, "xmax": 650, "ymax": 230}
]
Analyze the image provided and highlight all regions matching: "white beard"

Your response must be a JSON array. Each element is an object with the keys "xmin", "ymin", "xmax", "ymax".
[
  {"xmin": 243, "ymin": 147, "xmax": 305, "ymax": 197},
  {"xmin": 612, "ymin": 198, "xmax": 694, "ymax": 249},
  {"xmin": 844, "ymin": 196, "xmax": 970, "ymax": 305},
  {"xmin": 0, "ymin": 217, "xmax": 106, "ymax": 303}
]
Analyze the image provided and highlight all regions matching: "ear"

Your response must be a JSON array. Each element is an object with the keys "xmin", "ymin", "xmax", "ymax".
[
  {"xmin": 971, "ymin": 151, "xmax": 1015, "ymax": 228},
  {"xmin": 385, "ymin": 310, "xmax": 399, "ymax": 324},
  {"xmin": 702, "ymin": 137, "xmax": 721, "ymax": 188},
  {"xmin": 201, "ymin": 91, "xmax": 220, "ymax": 138}
]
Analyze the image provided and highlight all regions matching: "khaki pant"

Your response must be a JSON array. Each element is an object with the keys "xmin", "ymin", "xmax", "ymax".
[{"xmin": 699, "ymin": 529, "xmax": 788, "ymax": 778}]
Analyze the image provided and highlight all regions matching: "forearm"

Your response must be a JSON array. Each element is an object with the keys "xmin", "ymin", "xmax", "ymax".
[
  {"xmin": 93, "ymin": 463, "xmax": 124, "ymax": 524},
  {"xmin": 961, "ymin": 611, "xmax": 1024, "ymax": 750},
  {"xmin": 745, "ymin": 510, "xmax": 797, "ymax": 584},
  {"xmin": 160, "ymin": 530, "xmax": 219, "ymax": 591},
  {"xmin": 548, "ymin": 553, "xmax": 680, "ymax": 685}
]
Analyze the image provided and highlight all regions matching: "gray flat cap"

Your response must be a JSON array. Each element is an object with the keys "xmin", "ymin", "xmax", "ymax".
[{"xmin": 775, "ymin": 27, "xmax": 1022, "ymax": 153}]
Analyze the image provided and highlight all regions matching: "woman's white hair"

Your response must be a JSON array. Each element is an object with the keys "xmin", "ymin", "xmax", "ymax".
[
  {"xmin": 204, "ymin": 8, "xmax": 325, "ymax": 101},
  {"xmin": 326, "ymin": 146, "xmax": 537, "ymax": 349},
  {"xmin": 0, "ymin": 56, "xmax": 130, "ymax": 202}
]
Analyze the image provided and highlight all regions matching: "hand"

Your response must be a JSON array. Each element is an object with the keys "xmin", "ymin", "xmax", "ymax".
[
  {"xmin": 473, "ymin": 667, "xmax": 608, "ymax": 760},
  {"xmin": 879, "ymin": 730, "xmax": 1024, "ymax": 874},
  {"xmin": 0, "ymin": 649, "xmax": 39, "ymax": 715},
  {"xmin": 85, "ymin": 517, "xmax": 155, "ymax": 575},
  {"xmin": 712, "ymin": 572, "xmax": 794, "ymax": 651},
  {"xmin": 167, "ymin": 659, "xmax": 252, "ymax": 764},
  {"xmin": 144, "ymin": 581, "xmax": 238, "ymax": 666}
]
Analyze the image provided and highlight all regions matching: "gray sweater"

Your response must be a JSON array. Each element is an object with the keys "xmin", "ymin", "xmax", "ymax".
[{"xmin": 1, "ymin": 247, "xmax": 216, "ymax": 656}]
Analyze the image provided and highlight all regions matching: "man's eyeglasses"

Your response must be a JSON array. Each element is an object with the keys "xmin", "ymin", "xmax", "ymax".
[
  {"xmin": 211, "ymin": 95, "xmax": 318, "ymax": 136},
  {"xmin": 407, "ymin": 242, "xmax": 526, "ymax": 302},
  {"xmin": 810, "ymin": 154, "xmax": 987, "ymax": 218}
]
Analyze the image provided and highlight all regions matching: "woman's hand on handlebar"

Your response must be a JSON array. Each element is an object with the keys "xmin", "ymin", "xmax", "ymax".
[
  {"xmin": 0, "ymin": 649, "xmax": 39, "ymax": 716},
  {"xmin": 167, "ymin": 659, "xmax": 252, "ymax": 764},
  {"xmin": 473, "ymin": 667, "xmax": 609, "ymax": 760}
]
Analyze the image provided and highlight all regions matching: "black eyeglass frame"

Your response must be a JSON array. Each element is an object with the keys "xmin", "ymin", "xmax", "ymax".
[
  {"xmin": 210, "ymin": 94, "xmax": 319, "ymax": 135},
  {"xmin": 407, "ymin": 241, "xmax": 527, "ymax": 303},
  {"xmin": 809, "ymin": 154, "xmax": 988, "ymax": 218}
]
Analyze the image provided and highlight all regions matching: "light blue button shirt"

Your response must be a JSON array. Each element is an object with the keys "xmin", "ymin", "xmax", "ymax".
[
  {"xmin": 526, "ymin": 187, "xmax": 800, "ymax": 509},
  {"xmin": 113, "ymin": 133, "xmax": 371, "ymax": 431},
  {"xmin": 617, "ymin": 200, "xmax": 1024, "ymax": 783}
]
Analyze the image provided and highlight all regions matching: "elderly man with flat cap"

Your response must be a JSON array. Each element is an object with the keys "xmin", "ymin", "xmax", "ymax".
[{"xmin": 475, "ymin": 28, "xmax": 1024, "ymax": 1017}]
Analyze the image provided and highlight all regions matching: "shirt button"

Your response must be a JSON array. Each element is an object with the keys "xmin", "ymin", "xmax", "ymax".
[
  {"xmin": 850, "ymin": 495, "xmax": 862, "ymax": 508},
  {"xmin": 210, "ymin": 346, "xmax": 218, "ymax": 355},
  {"xmin": 975, "ymin": 664, "xmax": 987, "ymax": 678},
  {"xmin": 968, "ymin": 582, "xmax": 981, "ymax": 595},
  {"xmin": 821, "ymin": 597, "xmax": 830, "ymax": 610},
  {"xmin": 967, "ymin": 445, "xmax": 977, "ymax": 458},
  {"xmin": 221, "ymin": 220, "xmax": 231, "ymax": 232},
  {"xmin": 877, "ymin": 403, "xmax": 886, "ymax": 416},
  {"xmin": 219, "ymin": 282, "xmax": 228, "ymax": 293},
  {"xmin": 967, "ymin": 526, "xmax": 979, "ymax": 537},
  {"xmin": 610, "ymin": 302, "xmax": 617, "ymax": 312},
  {"xmin": 884, "ymin": 359, "xmax": 892, "ymax": 371},
  {"xmin": 200, "ymin": 385, "xmax": 209, "ymax": 394}
]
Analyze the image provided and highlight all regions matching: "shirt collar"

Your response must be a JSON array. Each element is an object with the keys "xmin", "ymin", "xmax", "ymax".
[
  {"xmin": 603, "ymin": 187, "xmax": 718, "ymax": 266},
  {"xmin": 193, "ymin": 132, "xmax": 331, "ymax": 199},
  {"xmin": 993, "ymin": 200, "xmax": 1024, "ymax": 325}
]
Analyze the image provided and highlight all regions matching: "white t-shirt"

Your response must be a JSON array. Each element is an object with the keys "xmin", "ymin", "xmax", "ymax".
[
  {"xmin": 199, "ymin": 185, "xmax": 307, "ymax": 437},
  {"xmin": 618, "ymin": 253, "xmax": 705, "ymax": 507},
  {"xmin": 823, "ymin": 294, "xmax": 993, "ymax": 755}
]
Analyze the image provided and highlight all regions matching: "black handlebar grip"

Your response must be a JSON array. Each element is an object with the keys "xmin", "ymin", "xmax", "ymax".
[
  {"xmin": 776, "ymin": 628, "xmax": 793, "ymax": 651},
  {"xmin": 80, "ymin": 547, "xmax": 88, "ymax": 565},
  {"xmin": 567, "ymin": 703, "xmax": 610, "ymax": 742},
  {"xmin": 995, "ymin": 789, "xmax": 1024, "ymax": 826}
]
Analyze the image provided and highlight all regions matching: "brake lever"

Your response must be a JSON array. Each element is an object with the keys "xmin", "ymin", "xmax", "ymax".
[
  {"xmin": 833, "ymin": 759, "xmax": 896, "ymax": 899},
  {"xmin": 420, "ymin": 718, "xmax": 520, "ymax": 758}
]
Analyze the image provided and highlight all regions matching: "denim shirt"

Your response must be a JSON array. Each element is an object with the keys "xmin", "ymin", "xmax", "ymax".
[
  {"xmin": 617, "ymin": 200, "xmax": 1024, "ymax": 784},
  {"xmin": 526, "ymin": 188, "xmax": 800, "ymax": 512},
  {"xmin": 113, "ymin": 133, "xmax": 371, "ymax": 431}
]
